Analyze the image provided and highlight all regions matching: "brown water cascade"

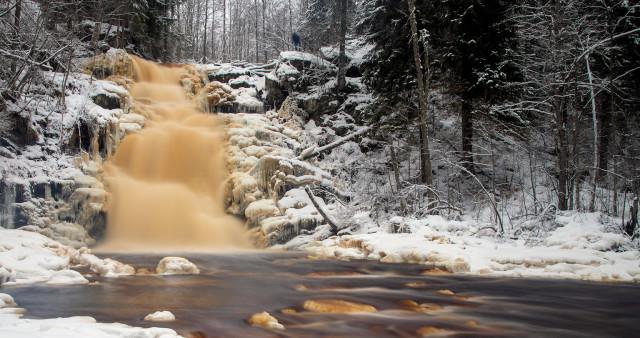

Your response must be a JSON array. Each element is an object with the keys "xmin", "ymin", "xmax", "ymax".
[{"xmin": 101, "ymin": 56, "xmax": 248, "ymax": 251}]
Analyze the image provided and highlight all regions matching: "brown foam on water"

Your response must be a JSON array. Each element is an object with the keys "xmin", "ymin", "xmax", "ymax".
[{"xmin": 100, "ymin": 56, "xmax": 249, "ymax": 251}]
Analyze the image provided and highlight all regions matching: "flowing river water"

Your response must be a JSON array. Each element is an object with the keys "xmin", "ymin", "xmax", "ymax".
[{"xmin": 3, "ymin": 251, "xmax": 640, "ymax": 337}]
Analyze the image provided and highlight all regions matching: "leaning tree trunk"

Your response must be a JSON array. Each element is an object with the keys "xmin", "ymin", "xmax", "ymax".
[{"xmin": 407, "ymin": 0, "xmax": 434, "ymax": 207}]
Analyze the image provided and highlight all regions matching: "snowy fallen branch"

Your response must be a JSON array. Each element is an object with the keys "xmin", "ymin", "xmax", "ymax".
[
  {"xmin": 305, "ymin": 185, "xmax": 339, "ymax": 232},
  {"xmin": 0, "ymin": 49, "xmax": 53, "ymax": 71},
  {"xmin": 300, "ymin": 125, "xmax": 373, "ymax": 161}
]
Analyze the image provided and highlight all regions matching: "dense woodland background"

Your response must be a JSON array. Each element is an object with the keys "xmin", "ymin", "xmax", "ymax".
[{"xmin": 1, "ymin": 0, "xmax": 640, "ymax": 237}]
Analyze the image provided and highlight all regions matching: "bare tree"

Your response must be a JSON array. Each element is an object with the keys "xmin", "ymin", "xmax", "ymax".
[{"xmin": 407, "ymin": 0, "xmax": 433, "ymax": 207}]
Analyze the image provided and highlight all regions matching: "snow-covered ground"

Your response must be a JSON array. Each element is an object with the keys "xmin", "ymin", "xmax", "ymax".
[
  {"xmin": 0, "ymin": 305, "xmax": 181, "ymax": 338},
  {"xmin": 289, "ymin": 212, "xmax": 640, "ymax": 282},
  {"xmin": 224, "ymin": 110, "xmax": 640, "ymax": 282}
]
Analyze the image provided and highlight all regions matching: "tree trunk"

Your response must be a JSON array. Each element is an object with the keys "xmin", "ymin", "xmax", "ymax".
[
  {"xmin": 203, "ymin": 0, "xmax": 209, "ymax": 61},
  {"xmin": 211, "ymin": 0, "xmax": 216, "ymax": 60},
  {"xmin": 460, "ymin": 97, "xmax": 474, "ymax": 172},
  {"xmin": 337, "ymin": 0, "xmax": 348, "ymax": 92},
  {"xmin": 90, "ymin": 0, "xmax": 104, "ymax": 52},
  {"xmin": 163, "ymin": 4, "xmax": 169, "ymax": 62},
  {"xmin": 263, "ymin": 0, "xmax": 268, "ymax": 62},
  {"xmin": 389, "ymin": 136, "xmax": 407, "ymax": 217},
  {"xmin": 556, "ymin": 95, "xmax": 569, "ymax": 211},
  {"xmin": 11, "ymin": 0, "xmax": 22, "ymax": 75},
  {"xmin": 223, "ymin": 0, "xmax": 227, "ymax": 61},
  {"xmin": 407, "ymin": 0, "xmax": 433, "ymax": 206},
  {"xmin": 255, "ymin": 0, "xmax": 259, "ymax": 63},
  {"xmin": 288, "ymin": 0, "xmax": 293, "ymax": 48},
  {"xmin": 551, "ymin": 0, "xmax": 569, "ymax": 211},
  {"xmin": 14, "ymin": 0, "xmax": 21, "ymax": 31},
  {"xmin": 586, "ymin": 53, "xmax": 598, "ymax": 212}
]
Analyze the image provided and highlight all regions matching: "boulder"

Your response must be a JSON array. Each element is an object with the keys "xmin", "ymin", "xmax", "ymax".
[
  {"xmin": 91, "ymin": 92, "xmax": 120, "ymax": 110},
  {"xmin": 264, "ymin": 74, "xmax": 287, "ymax": 110},
  {"xmin": 156, "ymin": 257, "xmax": 200, "ymax": 275}
]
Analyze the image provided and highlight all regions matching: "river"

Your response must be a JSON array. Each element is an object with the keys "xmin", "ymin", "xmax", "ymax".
[{"xmin": 3, "ymin": 251, "xmax": 639, "ymax": 337}]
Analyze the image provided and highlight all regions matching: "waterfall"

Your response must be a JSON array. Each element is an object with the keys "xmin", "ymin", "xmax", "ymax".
[{"xmin": 101, "ymin": 56, "xmax": 248, "ymax": 251}]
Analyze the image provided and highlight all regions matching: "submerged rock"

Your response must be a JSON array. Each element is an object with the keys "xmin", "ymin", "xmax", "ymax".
[
  {"xmin": 302, "ymin": 299, "xmax": 376, "ymax": 313},
  {"xmin": 248, "ymin": 311, "xmax": 284, "ymax": 330}
]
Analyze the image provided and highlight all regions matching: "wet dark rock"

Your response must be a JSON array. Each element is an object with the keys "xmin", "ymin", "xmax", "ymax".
[
  {"xmin": 11, "ymin": 202, "xmax": 32, "ymax": 229},
  {"xmin": 6, "ymin": 111, "xmax": 38, "ymax": 145},
  {"xmin": 87, "ymin": 210, "xmax": 106, "ymax": 240},
  {"xmin": 30, "ymin": 179, "xmax": 73, "ymax": 201},
  {"xmin": 91, "ymin": 92, "xmax": 121, "ymax": 110},
  {"xmin": 264, "ymin": 75, "xmax": 287, "ymax": 110}
]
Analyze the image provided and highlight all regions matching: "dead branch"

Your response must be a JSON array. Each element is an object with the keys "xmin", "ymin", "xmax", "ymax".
[
  {"xmin": 300, "ymin": 126, "xmax": 373, "ymax": 161},
  {"xmin": 305, "ymin": 185, "xmax": 339, "ymax": 232}
]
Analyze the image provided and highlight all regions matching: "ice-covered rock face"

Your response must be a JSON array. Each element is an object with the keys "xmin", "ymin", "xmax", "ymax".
[
  {"xmin": 85, "ymin": 49, "xmax": 134, "ymax": 79},
  {"xmin": 221, "ymin": 110, "xmax": 344, "ymax": 248},
  {"xmin": 3, "ymin": 49, "xmax": 345, "ymax": 250},
  {"xmin": 200, "ymin": 64, "xmax": 265, "ymax": 114}
]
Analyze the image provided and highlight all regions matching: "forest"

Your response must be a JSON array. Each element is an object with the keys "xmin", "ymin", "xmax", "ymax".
[
  {"xmin": 5, "ymin": 0, "xmax": 636, "ymax": 233},
  {"xmin": 1, "ymin": 0, "xmax": 640, "ymax": 336}
]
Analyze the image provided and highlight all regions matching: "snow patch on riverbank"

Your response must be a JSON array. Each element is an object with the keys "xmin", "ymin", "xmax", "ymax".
[
  {"xmin": 297, "ymin": 212, "xmax": 640, "ymax": 282},
  {"xmin": 0, "ymin": 307, "xmax": 182, "ymax": 338},
  {"xmin": 0, "ymin": 228, "xmax": 133, "ymax": 285}
]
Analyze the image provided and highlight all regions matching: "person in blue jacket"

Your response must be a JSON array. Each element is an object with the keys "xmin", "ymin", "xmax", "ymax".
[{"xmin": 292, "ymin": 32, "xmax": 300, "ymax": 51}]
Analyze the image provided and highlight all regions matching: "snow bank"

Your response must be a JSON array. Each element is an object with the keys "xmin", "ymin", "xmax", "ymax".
[
  {"xmin": 45, "ymin": 270, "xmax": 89, "ymax": 285},
  {"xmin": 0, "ymin": 309, "xmax": 181, "ymax": 338},
  {"xmin": 304, "ymin": 213, "xmax": 640, "ymax": 282},
  {"xmin": 0, "ymin": 229, "xmax": 71, "ymax": 284},
  {"xmin": 0, "ymin": 228, "xmax": 134, "ymax": 285}
]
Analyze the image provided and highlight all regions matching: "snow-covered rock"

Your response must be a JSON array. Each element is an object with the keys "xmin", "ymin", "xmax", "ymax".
[
  {"xmin": 156, "ymin": 257, "xmax": 200, "ymax": 275},
  {"xmin": 144, "ymin": 311, "xmax": 176, "ymax": 322}
]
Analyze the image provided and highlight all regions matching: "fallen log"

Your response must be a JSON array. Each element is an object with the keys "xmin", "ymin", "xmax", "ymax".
[
  {"xmin": 300, "ymin": 125, "xmax": 373, "ymax": 161},
  {"xmin": 305, "ymin": 185, "xmax": 339, "ymax": 232}
]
